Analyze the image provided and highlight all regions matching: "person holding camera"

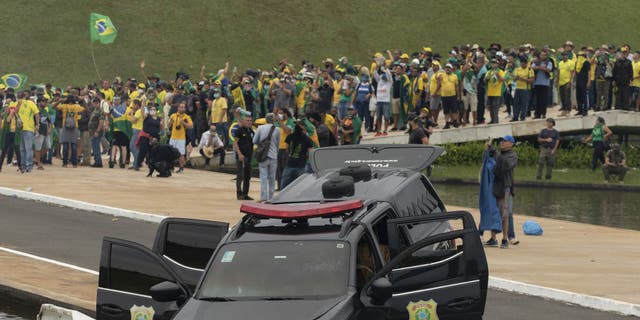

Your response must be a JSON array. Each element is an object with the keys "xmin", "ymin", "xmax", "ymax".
[
  {"xmin": 603, "ymin": 143, "xmax": 628, "ymax": 183},
  {"xmin": 168, "ymin": 101, "xmax": 193, "ymax": 173}
]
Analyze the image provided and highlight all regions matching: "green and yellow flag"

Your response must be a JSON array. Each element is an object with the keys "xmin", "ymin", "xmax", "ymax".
[
  {"xmin": 1, "ymin": 74, "xmax": 28, "ymax": 90},
  {"xmin": 90, "ymin": 13, "xmax": 117, "ymax": 44}
]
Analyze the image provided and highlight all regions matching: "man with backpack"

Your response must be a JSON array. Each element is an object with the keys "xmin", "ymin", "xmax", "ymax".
[{"xmin": 253, "ymin": 113, "xmax": 280, "ymax": 202}]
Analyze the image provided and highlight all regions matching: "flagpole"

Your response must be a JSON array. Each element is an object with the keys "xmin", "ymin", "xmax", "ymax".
[{"xmin": 90, "ymin": 42, "xmax": 102, "ymax": 80}]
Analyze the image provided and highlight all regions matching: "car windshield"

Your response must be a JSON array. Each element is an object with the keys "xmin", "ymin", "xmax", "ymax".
[{"xmin": 197, "ymin": 240, "xmax": 350, "ymax": 300}]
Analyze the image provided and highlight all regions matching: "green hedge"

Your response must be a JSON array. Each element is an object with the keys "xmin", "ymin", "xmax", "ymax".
[{"xmin": 435, "ymin": 141, "xmax": 640, "ymax": 169}]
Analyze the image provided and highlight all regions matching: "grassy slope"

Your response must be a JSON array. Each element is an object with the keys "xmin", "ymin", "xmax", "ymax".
[{"xmin": 1, "ymin": 0, "xmax": 637, "ymax": 85}]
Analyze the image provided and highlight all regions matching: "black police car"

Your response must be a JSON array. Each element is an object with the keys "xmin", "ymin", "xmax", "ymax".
[{"xmin": 96, "ymin": 145, "xmax": 488, "ymax": 320}]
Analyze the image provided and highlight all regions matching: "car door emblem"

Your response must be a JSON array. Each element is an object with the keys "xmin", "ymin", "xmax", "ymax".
[
  {"xmin": 130, "ymin": 305, "xmax": 155, "ymax": 320},
  {"xmin": 406, "ymin": 299, "xmax": 439, "ymax": 320}
]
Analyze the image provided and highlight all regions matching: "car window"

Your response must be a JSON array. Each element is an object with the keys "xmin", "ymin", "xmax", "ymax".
[
  {"xmin": 394, "ymin": 178, "xmax": 441, "ymax": 217},
  {"xmin": 163, "ymin": 223, "xmax": 222, "ymax": 269},
  {"xmin": 356, "ymin": 234, "xmax": 379, "ymax": 288},
  {"xmin": 109, "ymin": 243, "xmax": 175, "ymax": 296},
  {"xmin": 198, "ymin": 241, "xmax": 350, "ymax": 300}
]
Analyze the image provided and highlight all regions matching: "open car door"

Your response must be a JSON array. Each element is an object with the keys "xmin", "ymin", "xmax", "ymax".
[
  {"xmin": 359, "ymin": 211, "xmax": 488, "ymax": 320},
  {"xmin": 97, "ymin": 238, "xmax": 189, "ymax": 320},
  {"xmin": 152, "ymin": 218, "xmax": 229, "ymax": 290},
  {"xmin": 310, "ymin": 144, "xmax": 444, "ymax": 173}
]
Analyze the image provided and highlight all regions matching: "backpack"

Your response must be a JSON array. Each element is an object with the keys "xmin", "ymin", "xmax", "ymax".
[
  {"xmin": 65, "ymin": 111, "xmax": 76, "ymax": 129},
  {"xmin": 254, "ymin": 125, "xmax": 275, "ymax": 162}
]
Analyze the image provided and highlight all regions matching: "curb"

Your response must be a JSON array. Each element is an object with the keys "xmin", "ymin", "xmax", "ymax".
[
  {"xmin": 489, "ymin": 276, "xmax": 640, "ymax": 317},
  {"xmin": 1, "ymin": 186, "xmax": 638, "ymax": 316},
  {"xmin": 0, "ymin": 187, "xmax": 165, "ymax": 224},
  {"xmin": 0, "ymin": 282, "xmax": 96, "ymax": 318}
]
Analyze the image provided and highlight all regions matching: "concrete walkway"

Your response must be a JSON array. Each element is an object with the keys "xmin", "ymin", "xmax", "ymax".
[{"xmin": 0, "ymin": 164, "xmax": 638, "ymax": 309}]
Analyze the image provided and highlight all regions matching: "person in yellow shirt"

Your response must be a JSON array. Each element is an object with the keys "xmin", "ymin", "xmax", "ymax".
[
  {"xmin": 484, "ymin": 59, "xmax": 505, "ymax": 124},
  {"xmin": 428, "ymin": 61, "xmax": 445, "ymax": 124},
  {"xmin": 632, "ymin": 51, "xmax": 640, "ymax": 111},
  {"xmin": 208, "ymin": 87, "xmax": 229, "ymax": 149},
  {"xmin": 53, "ymin": 95, "xmax": 85, "ymax": 167},
  {"xmin": 16, "ymin": 92, "xmax": 40, "ymax": 172},
  {"xmin": 441, "ymin": 63, "xmax": 460, "ymax": 129},
  {"xmin": 128, "ymin": 100, "xmax": 143, "ymax": 168},
  {"xmin": 99, "ymin": 80, "xmax": 115, "ymax": 103},
  {"xmin": 168, "ymin": 101, "xmax": 193, "ymax": 173},
  {"xmin": 512, "ymin": 56, "xmax": 534, "ymax": 121},
  {"xmin": 557, "ymin": 52, "xmax": 575, "ymax": 116}
]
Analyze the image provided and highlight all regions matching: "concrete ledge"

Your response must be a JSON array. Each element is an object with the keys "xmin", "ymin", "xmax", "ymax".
[
  {"xmin": 489, "ymin": 276, "xmax": 640, "ymax": 317},
  {"xmin": 0, "ymin": 187, "xmax": 165, "ymax": 224},
  {"xmin": 430, "ymin": 177, "xmax": 640, "ymax": 191}
]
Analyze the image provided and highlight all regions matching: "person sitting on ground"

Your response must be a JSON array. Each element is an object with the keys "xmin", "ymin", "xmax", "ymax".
[
  {"xmin": 198, "ymin": 123, "xmax": 224, "ymax": 167},
  {"xmin": 603, "ymin": 143, "xmax": 628, "ymax": 183},
  {"xmin": 147, "ymin": 138, "xmax": 181, "ymax": 177}
]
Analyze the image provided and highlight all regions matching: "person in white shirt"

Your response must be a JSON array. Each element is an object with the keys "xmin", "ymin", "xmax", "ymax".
[
  {"xmin": 198, "ymin": 124, "xmax": 224, "ymax": 166},
  {"xmin": 373, "ymin": 65, "xmax": 392, "ymax": 136}
]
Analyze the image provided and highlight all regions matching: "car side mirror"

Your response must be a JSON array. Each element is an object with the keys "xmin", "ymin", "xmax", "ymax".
[
  {"xmin": 369, "ymin": 277, "xmax": 392, "ymax": 305},
  {"xmin": 150, "ymin": 281, "xmax": 184, "ymax": 302}
]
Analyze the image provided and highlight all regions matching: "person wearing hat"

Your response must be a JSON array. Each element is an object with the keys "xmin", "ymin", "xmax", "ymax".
[
  {"xmin": 441, "ymin": 63, "xmax": 460, "ymax": 128},
  {"xmin": 557, "ymin": 51, "xmax": 575, "ymax": 116},
  {"xmin": 485, "ymin": 135, "xmax": 518, "ymax": 248},
  {"xmin": 484, "ymin": 59, "xmax": 505, "ymax": 124},
  {"xmin": 536, "ymin": 118, "xmax": 559, "ymax": 180},
  {"xmin": 612, "ymin": 47, "xmax": 633, "ymax": 109},
  {"xmin": 603, "ymin": 142, "xmax": 628, "ymax": 183}
]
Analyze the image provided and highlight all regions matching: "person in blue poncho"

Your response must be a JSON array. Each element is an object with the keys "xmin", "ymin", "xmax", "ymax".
[{"xmin": 481, "ymin": 136, "xmax": 519, "ymax": 249}]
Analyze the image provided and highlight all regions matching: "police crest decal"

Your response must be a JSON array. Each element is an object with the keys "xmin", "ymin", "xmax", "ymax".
[
  {"xmin": 130, "ymin": 305, "xmax": 155, "ymax": 320},
  {"xmin": 406, "ymin": 299, "xmax": 439, "ymax": 320}
]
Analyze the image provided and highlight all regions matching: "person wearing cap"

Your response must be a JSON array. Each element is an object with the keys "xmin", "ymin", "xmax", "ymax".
[
  {"xmin": 575, "ymin": 50, "xmax": 592, "ymax": 116},
  {"xmin": 253, "ymin": 113, "xmax": 280, "ymax": 202},
  {"xmin": 531, "ymin": 50, "xmax": 554, "ymax": 119},
  {"xmin": 461, "ymin": 56, "xmax": 479, "ymax": 125},
  {"xmin": 484, "ymin": 59, "xmax": 505, "ymax": 124},
  {"xmin": 390, "ymin": 63, "xmax": 410, "ymax": 131},
  {"xmin": 557, "ymin": 51, "xmax": 575, "ymax": 116},
  {"xmin": 512, "ymin": 56, "xmax": 534, "ymax": 121},
  {"xmin": 441, "ymin": 63, "xmax": 460, "ymax": 128},
  {"xmin": 485, "ymin": 135, "xmax": 518, "ymax": 249},
  {"xmin": 536, "ymin": 118, "xmax": 559, "ymax": 180},
  {"xmin": 612, "ymin": 47, "xmax": 633, "ymax": 110},
  {"xmin": 428, "ymin": 61, "xmax": 445, "ymax": 125},
  {"xmin": 603, "ymin": 143, "xmax": 628, "ymax": 183}
]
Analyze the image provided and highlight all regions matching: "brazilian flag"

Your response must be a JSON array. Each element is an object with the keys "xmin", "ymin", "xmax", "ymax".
[
  {"xmin": 90, "ymin": 13, "xmax": 117, "ymax": 44},
  {"xmin": 1, "ymin": 74, "xmax": 28, "ymax": 90}
]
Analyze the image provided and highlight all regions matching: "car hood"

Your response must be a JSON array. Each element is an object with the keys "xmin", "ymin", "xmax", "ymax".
[{"xmin": 177, "ymin": 296, "xmax": 348, "ymax": 320}]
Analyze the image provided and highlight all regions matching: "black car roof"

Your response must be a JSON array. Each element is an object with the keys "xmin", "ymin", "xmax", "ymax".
[{"xmin": 270, "ymin": 168, "xmax": 421, "ymax": 204}]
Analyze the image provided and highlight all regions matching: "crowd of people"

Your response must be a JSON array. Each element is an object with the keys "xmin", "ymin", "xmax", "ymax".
[{"xmin": 0, "ymin": 40, "xmax": 636, "ymax": 191}]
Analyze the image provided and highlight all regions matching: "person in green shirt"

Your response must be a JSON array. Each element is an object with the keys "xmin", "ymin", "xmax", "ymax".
[
  {"xmin": 583, "ymin": 116, "xmax": 613, "ymax": 171},
  {"xmin": 340, "ymin": 106, "xmax": 362, "ymax": 145}
]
